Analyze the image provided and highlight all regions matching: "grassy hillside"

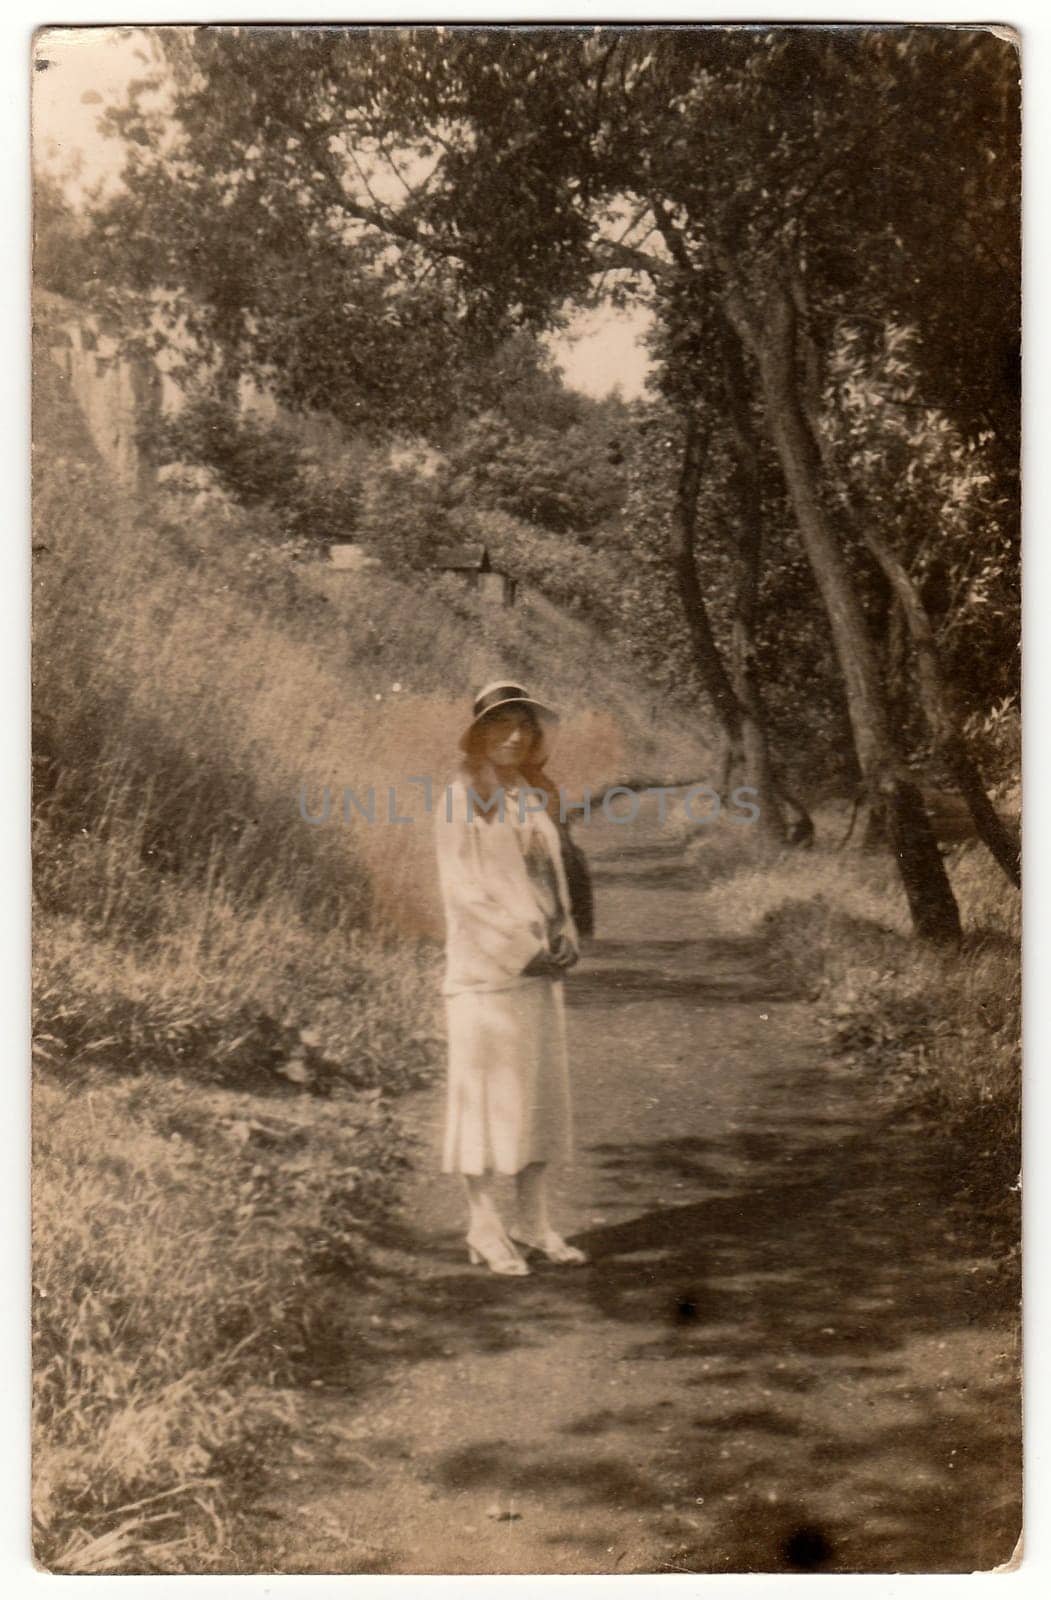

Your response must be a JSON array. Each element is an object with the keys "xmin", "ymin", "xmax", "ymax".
[{"xmin": 31, "ymin": 344, "xmax": 717, "ymax": 1571}]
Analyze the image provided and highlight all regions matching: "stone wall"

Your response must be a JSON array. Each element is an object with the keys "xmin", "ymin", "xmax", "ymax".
[
  {"xmin": 38, "ymin": 295, "xmax": 289, "ymax": 494},
  {"xmin": 43, "ymin": 307, "xmax": 166, "ymax": 491}
]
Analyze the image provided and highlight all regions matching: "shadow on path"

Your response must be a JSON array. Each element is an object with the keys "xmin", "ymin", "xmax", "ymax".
[
  {"xmin": 281, "ymin": 901, "xmax": 1019, "ymax": 1574},
  {"xmin": 306, "ymin": 1052, "xmax": 1018, "ymax": 1571}
]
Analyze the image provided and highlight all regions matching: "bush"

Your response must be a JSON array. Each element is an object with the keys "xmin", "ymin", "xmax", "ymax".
[
  {"xmin": 141, "ymin": 394, "xmax": 363, "ymax": 549},
  {"xmin": 142, "ymin": 394, "xmax": 302, "ymax": 508},
  {"xmin": 440, "ymin": 409, "xmax": 624, "ymax": 535},
  {"xmin": 460, "ymin": 505, "xmax": 625, "ymax": 624},
  {"xmin": 701, "ymin": 835, "xmax": 1020, "ymax": 1238},
  {"xmin": 353, "ymin": 449, "xmax": 451, "ymax": 569}
]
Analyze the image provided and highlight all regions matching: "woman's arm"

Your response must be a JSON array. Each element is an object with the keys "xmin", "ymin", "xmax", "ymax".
[{"xmin": 435, "ymin": 806, "xmax": 547, "ymax": 979}]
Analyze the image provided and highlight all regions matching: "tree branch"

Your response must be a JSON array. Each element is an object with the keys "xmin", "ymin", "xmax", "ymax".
[{"xmin": 590, "ymin": 236, "xmax": 678, "ymax": 284}]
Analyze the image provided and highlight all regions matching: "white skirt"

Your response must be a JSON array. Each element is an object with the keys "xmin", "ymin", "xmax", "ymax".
[{"xmin": 442, "ymin": 977, "xmax": 573, "ymax": 1176}]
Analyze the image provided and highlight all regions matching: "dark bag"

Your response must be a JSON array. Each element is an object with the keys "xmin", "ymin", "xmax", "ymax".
[{"xmin": 557, "ymin": 820, "xmax": 595, "ymax": 939}]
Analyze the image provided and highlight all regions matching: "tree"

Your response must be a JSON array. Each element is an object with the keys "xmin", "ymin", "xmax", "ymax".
[
  {"xmin": 92, "ymin": 24, "xmax": 1019, "ymax": 935},
  {"xmin": 384, "ymin": 24, "xmax": 1012, "ymax": 931},
  {"xmin": 811, "ymin": 320, "xmax": 1020, "ymax": 883},
  {"xmin": 90, "ymin": 31, "xmax": 506, "ymax": 436}
]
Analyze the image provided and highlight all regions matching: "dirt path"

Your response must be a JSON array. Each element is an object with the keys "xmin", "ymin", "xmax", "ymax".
[{"xmin": 253, "ymin": 801, "xmax": 1020, "ymax": 1575}]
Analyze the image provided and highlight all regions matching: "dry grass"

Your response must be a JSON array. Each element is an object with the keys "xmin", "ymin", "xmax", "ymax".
[
  {"xmin": 31, "ymin": 339, "xmax": 715, "ymax": 1571},
  {"xmin": 32, "ymin": 1068, "xmax": 412, "ymax": 1572},
  {"xmin": 698, "ymin": 821, "xmax": 1021, "ymax": 1239}
]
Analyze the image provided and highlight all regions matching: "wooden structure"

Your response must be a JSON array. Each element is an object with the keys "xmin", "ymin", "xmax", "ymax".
[{"xmin": 433, "ymin": 544, "xmax": 517, "ymax": 607}]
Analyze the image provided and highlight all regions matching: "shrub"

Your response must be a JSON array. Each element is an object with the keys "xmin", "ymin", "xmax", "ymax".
[
  {"xmin": 459, "ymin": 505, "xmax": 625, "ymax": 624},
  {"xmin": 440, "ymin": 409, "xmax": 624, "ymax": 534},
  {"xmin": 141, "ymin": 394, "xmax": 363, "ymax": 549},
  {"xmin": 701, "ymin": 835, "xmax": 1020, "ymax": 1239},
  {"xmin": 142, "ymin": 394, "xmax": 303, "ymax": 509}
]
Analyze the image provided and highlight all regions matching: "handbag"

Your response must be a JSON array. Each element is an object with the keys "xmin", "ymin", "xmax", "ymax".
[{"xmin": 557, "ymin": 819, "xmax": 595, "ymax": 939}]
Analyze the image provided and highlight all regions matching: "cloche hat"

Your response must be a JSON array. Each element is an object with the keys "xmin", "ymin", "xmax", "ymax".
[{"xmin": 458, "ymin": 680, "xmax": 560, "ymax": 751}]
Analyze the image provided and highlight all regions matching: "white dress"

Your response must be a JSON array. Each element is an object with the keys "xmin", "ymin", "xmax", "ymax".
[{"xmin": 435, "ymin": 777, "xmax": 580, "ymax": 1176}]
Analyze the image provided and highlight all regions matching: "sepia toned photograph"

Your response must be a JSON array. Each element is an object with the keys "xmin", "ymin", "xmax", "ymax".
[{"xmin": 31, "ymin": 21, "xmax": 1021, "ymax": 1576}]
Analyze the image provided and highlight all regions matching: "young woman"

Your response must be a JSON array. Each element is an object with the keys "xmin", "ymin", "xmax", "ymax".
[{"xmin": 434, "ymin": 681, "xmax": 588, "ymax": 1277}]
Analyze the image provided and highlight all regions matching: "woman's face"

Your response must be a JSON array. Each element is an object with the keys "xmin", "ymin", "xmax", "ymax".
[{"xmin": 480, "ymin": 707, "xmax": 536, "ymax": 771}]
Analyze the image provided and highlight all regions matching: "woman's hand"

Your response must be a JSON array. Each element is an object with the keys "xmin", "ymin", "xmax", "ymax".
[
  {"xmin": 549, "ymin": 932, "xmax": 580, "ymax": 971},
  {"xmin": 522, "ymin": 935, "xmax": 579, "ymax": 978}
]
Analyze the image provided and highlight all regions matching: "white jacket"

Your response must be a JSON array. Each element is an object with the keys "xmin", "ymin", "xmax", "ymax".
[{"xmin": 435, "ymin": 778, "xmax": 579, "ymax": 997}]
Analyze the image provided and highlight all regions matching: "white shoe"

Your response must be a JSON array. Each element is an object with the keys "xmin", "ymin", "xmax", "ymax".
[
  {"xmin": 509, "ymin": 1228, "xmax": 588, "ymax": 1266},
  {"xmin": 466, "ymin": 1231, "xmax": 530, "ymax": 1276}
]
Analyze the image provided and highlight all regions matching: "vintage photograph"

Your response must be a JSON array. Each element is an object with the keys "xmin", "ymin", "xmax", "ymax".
[{"xmin": 31, "ymin": 22, "xmax": 1021, "ymax": 1575}]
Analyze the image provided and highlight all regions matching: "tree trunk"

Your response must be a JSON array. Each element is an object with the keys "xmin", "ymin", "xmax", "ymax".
[
  {"xmin": 650, "ymin": 201, "xmax": 790, "ymax": 845},
  {"xmin": 783, "ymin": 261, "xmax": 1019, "ymax": 892},
  {"xmin": 860, "ymin": 528, "xmax": 1021, "ymax": 888},
  {"xmin": 724, "ymin": 275, "xmax": 961, "ymax": 943},
  {"xmin": 861, "ymin": 797, "xmax": 890, "ymax": 852},
  {"xmin": 720, "ymin": 337, "xmax": 791, "ymax": 844},
  {"xmin": 669, "ymin": 413, "xmax": 743, "ymax": 742},
  {"xmin": 670, "ymin": 410, "xmax": 786, "ymax": 842}
]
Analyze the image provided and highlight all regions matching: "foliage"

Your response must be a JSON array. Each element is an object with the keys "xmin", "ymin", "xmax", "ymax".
[
  {"xmin": 141, "ymin": 392, "xmax": 365, "ymax": 548},
  {"xmin": 89, "ymin": 30, "xmax": 508, "ymax": 434},
  {"xmin": 460, "ymin": 330, "xmax": 593, "ymax": 434},
  {"xmin": 457, "ymin": 504, "xmax": 623, "ymax": 622},
  {"xmin": 432, "ymin": 343, "xmax": 629, "ymax": 536},
  {"xmin": 699, "ymin": 820, "xmax": 1020, "ymax": 1235},
  {"xmin": 92, "ymin": 26, "xmax": 1017, "ymax": 780},
  {"xmin": 130, "ymin": 319, "xmax": 626, "ymax": 562},
  {"xmin": 610, "ymin": 401, "xmax": 855, "ymax": 789},
  {"xmin": 353, "ymin": 448, "xmax": 452, "ymax": 569},
  {"xmin": 613, "ymin": 411, "xmax": 700, "ymax": 700},
  {"xmin": 143, "ymin": 393, "xmax": 302, "ymax": 506},
  {"xmin": 962, "ymin": 698, "xmax": 1020, "ymax": 796},
  {"xmin": 33, "ymin": 170, "xmax": 100, "ymax": 301},
  {"xmin": 821, "ymin": 319, "xmax": 1020, "ymax": 723},
  {"xmin": 83, "ymin": 26, "xmax": 1018, "ymax": 819},
  {"xmin": 439, "ymin": 408, "xmax": 624, "ymax": 535}
]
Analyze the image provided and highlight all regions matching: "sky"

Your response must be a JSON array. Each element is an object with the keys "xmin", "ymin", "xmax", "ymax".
[
  {"xmin": 548, "ymin": 305, "xmax": 654, "ymax": 400},
  {"xmin": 32, "ymin": 27, "xmax": 144, "ymax": 196},
  {"xmin": 32, "ymin": 25, "xmax": 655, "ymax": 401}
]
